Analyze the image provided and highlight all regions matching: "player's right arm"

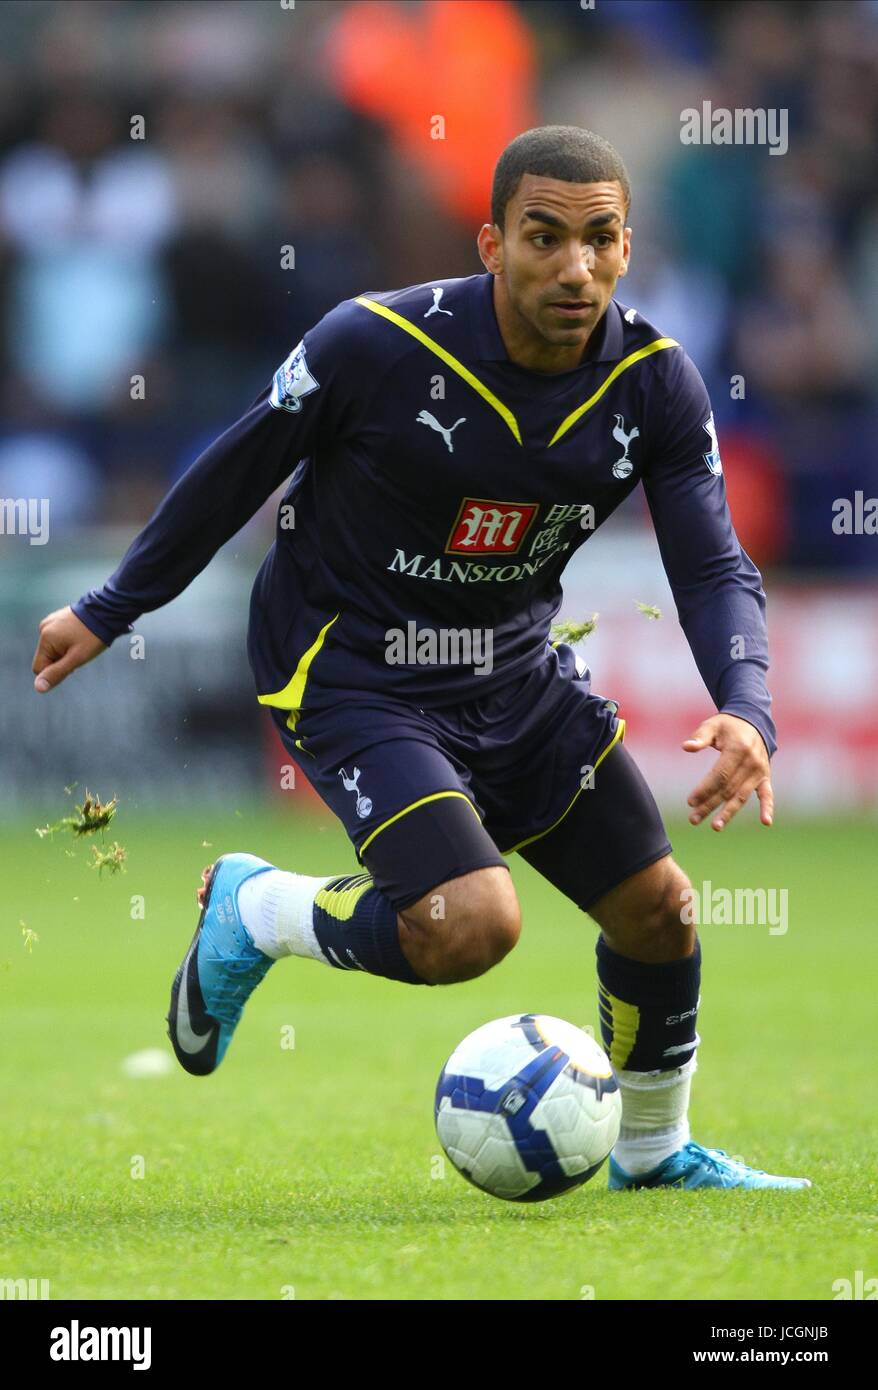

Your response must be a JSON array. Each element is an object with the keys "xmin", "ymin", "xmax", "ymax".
[{"xmin": 32, "ymin": 320, "xmax": 347, "ymax": 694}]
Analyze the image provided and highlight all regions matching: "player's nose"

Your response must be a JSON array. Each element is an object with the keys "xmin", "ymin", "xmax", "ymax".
[{"xmin": 556, "ymin": 249, "xmax": 594, "ymax": 293}]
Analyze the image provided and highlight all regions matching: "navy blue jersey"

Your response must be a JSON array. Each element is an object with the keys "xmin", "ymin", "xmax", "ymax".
[{"xmin": 72, "ymin": 272, "xmax": 777, "ymax": 756}]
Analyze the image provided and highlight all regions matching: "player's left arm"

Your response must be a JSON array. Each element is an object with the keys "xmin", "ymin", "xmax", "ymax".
[{"xmin": 640, "ymin": 349, "xmax": 775, "ymax": 833}]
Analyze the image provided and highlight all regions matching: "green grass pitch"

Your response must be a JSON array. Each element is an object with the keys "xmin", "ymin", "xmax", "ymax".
[{"xmin": 1, "ymin": 806, "xmax": 875, "ymax": 1300}]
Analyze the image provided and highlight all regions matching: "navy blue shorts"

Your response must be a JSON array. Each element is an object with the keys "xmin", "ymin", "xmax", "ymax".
[{"xmin": 269, "ymin": 643, "xmax": 672, "ymax": 912}]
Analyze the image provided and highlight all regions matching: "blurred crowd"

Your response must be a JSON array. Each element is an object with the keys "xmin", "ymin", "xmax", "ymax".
[{"xmin": 0, "ymin": 0, "xmax": 876, "ymax": 572}]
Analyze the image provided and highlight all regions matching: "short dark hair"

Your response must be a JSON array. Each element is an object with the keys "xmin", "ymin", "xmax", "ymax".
[{"xmin": 491, "ymin": 125, "xmax": 631, "ymax": 230}]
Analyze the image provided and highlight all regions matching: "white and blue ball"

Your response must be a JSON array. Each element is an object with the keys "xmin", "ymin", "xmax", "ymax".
[{"xmin": 435, "ymin": 1014, "xmax": 621, "ymax": 1202}]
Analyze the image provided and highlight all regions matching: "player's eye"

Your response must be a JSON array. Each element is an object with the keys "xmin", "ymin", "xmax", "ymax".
[
  {"xmin": 592, "ymin": 233, "xmax": 614, "ymax": 248},
  {"xmin": 532, "ymin": 233, "xmax": 557, "ymax": 248}
]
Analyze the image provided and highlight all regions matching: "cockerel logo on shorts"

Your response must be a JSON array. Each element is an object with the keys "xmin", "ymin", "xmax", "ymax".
[
  {"xmin": 338, "ymin": 766, "xmax": 372, "ymax": 819},
  {"xmin": 446, "ymin": 498, "xmax": 538, "ymax": 555}
]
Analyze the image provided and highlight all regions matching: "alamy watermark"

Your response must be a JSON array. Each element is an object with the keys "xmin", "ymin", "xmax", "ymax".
[
  {"xmin": 1, "ymin": 1276, "xmax": 50, "ymax": 1299},
  {"xmin": 832, "ymin": 492, "xmax": 877, "ymax": 535},
  {"xmin": 681, "ymin": 101, "xmax": 788, "ymax": 156},
  {"xmin": 680, "ymin": 881, "xmax": 788, "ymax": 935},
  {"xmin": 832, "ymin": 1270, "xmax": 877, "ymax": 1299},
  {"xmin": 50, "ymin": 1321, "xmax": 151, "ymax": 1370},
  {"xmin": 385, "ymin": 621, "xmax": 493, "ymax": 676},
  {"xmin": 0, "ymin": 497, "xmax": 50, "ymax": 545}
]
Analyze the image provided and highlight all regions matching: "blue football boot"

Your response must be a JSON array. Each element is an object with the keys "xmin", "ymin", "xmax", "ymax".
[
  {"xmin": 167, "ymin": 853, "xmax": 275, "ymax": 1076},
  {"xmin": 609, "ymin": 1141, "xmax": 812, "ymax": 1190}
]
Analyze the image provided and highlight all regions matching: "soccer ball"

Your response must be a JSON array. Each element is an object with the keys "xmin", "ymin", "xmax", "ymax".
[{"xmin": 435, "ymin": 1013, "xmax": 621, "ymax": 1202}]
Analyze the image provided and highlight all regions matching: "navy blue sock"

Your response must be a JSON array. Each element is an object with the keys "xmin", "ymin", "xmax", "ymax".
[
  {"xmin": 311, "ymin": 873, "xmax": 431, "ymax": 984},
  {"xmin": 596, "ymin": 935, "xmax": 701, "ymax": 1072}
]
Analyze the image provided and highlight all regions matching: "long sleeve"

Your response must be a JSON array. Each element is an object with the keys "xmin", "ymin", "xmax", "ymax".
[
  {"xmin": 71, "ymin": 331, "xmax": 337, "ymax": 646},
  {"xmin": 641, "ymin": 350, "xmax": 777, "ymax": 758}
]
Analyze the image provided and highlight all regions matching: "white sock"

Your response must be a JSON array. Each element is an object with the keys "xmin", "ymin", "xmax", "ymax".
[
  {"xmin": 238, "ymin": 868, "xmax": 335, "ymax": 962},
  {"xmin": 612, "ymin": 1054, "xmax": 698, "ymax": 1174}
]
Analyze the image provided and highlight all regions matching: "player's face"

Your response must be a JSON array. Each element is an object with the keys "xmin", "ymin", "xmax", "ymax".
[{"xmin": 478, "ymin": 174, "xmax": 631, "ymax": 372}]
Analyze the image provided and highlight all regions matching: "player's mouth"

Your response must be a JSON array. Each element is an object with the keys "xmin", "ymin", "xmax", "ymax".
[{"xmin": 548, "ymin": 300, "xmax": 594, "ymax": 317}]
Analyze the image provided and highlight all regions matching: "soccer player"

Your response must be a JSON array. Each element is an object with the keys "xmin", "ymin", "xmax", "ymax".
[{"xmin": 33, "ymin": 126, "xmax": 809, "ymax": 1191}]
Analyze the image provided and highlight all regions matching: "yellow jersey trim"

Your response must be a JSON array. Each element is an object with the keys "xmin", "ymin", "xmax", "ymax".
[
  {"xmin": 504, "ymin": 716, "xmax": 626, "ymax": 855},
  {"xmin": 355, "ymin": 297, "xmax": 677, "ymax": 451},
  {"xmin": 548, "ymin": 338, "xmax": 679, "ymax": 447},
  {"xmin": 359, "ymin": 789, "xmax": 482, "ymax": 858},
  {"xmin": 354, "ymin": 296, "xmax": 523, "ymax": 445},
  {"xmin": 256, "ymin": 612, "xmax": 340, "ymax": 731}
]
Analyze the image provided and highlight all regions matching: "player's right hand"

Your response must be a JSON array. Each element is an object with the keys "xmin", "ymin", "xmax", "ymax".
[{"xmin": 32, "ymin": 606, "xmax": 107, "ymax": 693}]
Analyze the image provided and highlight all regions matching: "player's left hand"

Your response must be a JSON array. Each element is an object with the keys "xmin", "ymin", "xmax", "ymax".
[{"xmin": 682, "ymin": 714, "xmax": 773, "ymax": 832}]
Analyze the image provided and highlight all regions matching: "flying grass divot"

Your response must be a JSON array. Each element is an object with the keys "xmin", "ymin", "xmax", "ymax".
[
  {"xmin": 550, "ymin": 602, "xmax": 662, "ymax": 651},
  {"xmin": 35, "ymin": 789, "xmax": 128, "ymax": 877},
  {"xmin": 634, "ymin": 601, "xmax": 662, "ymax": 621},
  {"xmin": 550, "ymin": 614, "xmax": 599, "ymax": 645}
]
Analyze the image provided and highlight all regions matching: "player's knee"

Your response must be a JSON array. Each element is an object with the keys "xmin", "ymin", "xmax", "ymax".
[
  {"xmin": 651, "ymin": 861, "xmax": 694, "ymax": 945},
  {"xmin": 439, "ymin": 870, "xmax": 521, "ymax": 981},
  {"xmin": 461, "ymin": 900, "xmax": 521, "ymax": 978},
  {"xmin": 402, "ymin": 866, "xmax": 521, "ymax": 983},
  {"xmin": 591, "ymin": 855, "xmax": 694, "ymax": 960}
]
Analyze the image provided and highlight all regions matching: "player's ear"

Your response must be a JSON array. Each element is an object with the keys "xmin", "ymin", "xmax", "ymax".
[
  {"xmin": 477, "ymin": 222, "xmax": 503, "ymax": 274},
  {"xmin": 618, "ymin": 224, "xmax": 632, "ymax": 276}
]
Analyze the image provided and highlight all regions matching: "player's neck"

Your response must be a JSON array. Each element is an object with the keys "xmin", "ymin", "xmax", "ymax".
[{"xmin": 491, "ymin": 276, "xmax": 599, "ymax": 374}]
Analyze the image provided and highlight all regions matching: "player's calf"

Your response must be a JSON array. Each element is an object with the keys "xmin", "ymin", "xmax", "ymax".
[{"xmin": 583, "ymin": 853, "xmax": 702, "ymax": 1176}]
